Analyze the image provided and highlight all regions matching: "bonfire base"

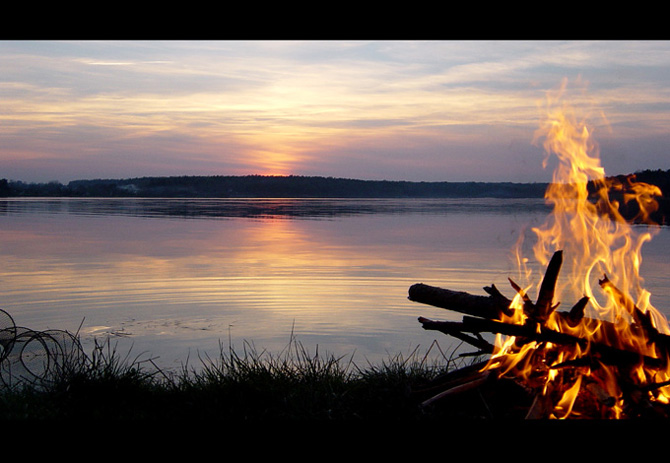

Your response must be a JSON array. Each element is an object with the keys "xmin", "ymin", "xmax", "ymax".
[
  {"xmin": 409, "ymin": 250, "xmax": 670, "ymax": 419},
  {"xmin": 414, "ymin": 362, "xmax": 534, "ymax": 419}
]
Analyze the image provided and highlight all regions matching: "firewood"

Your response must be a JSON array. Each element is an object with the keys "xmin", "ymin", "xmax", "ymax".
[
  {"xmin": 599, "ymin": 274, "xmax": 636, "ymax": 315},
  {"xmin": 417, "ymin": 317, "xmax": 494, "ymax": 353},
  {"xmin": 585, "ymin": 380, "xmax": 616, "ymax": 407},
  {"xmin": 420, "ymin": 314, "xmax": 664, "ymax": 370},
  {"xmin": 567, "ymin": 296, "xmax": 589, "ymax": 326},
  {"xmin": 410, "ymin": 249, "xmax": 670, "ymax": 418},
  {"xmin": 525, "ymin": 392, "xmax": 553, "ymax": 419},
  {"xmin": 412, "ymin": 283, "xmax": 652, "ymax": 349},
  {"xmin": 483, "ymin": 283, "xmax": 513, "ymax": 311},
  {"xmin": 420, "ymin": 370, "xmax": 493, "ymax": 408},
  {"xmin": 419, "ymin": 358, "xmax": 491, "ymax": 388},
  {"xmin": 534, "ymin": 250, "xmax": 562, "ymax": 321},
  {"xmin": 408, "ymin": 283, "xmax": 509, "ymax": 320},
  {"xmin": 598, "ymin": 274, "xmax": 670, "ymax": 358}
]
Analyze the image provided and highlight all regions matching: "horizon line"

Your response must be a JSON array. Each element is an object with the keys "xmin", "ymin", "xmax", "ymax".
[{"xmin": 9, "ymin": 170, "xmax": 663, "ymax": 185}]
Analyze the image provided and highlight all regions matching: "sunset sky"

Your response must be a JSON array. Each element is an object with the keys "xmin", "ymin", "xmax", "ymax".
[{"xmin": 2, "ymin": 40, "xmax": 670, "ymax": 184}]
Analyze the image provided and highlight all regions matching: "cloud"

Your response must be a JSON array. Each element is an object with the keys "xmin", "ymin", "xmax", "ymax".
[{"xmin": 1, "ymin": 41, "xmax": 670, "ymax": 182}]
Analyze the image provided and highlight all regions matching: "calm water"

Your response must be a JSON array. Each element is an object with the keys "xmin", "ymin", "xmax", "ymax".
[{"xmin": 0, "ymin": 197, "xmax": 668, "ymax": 371}]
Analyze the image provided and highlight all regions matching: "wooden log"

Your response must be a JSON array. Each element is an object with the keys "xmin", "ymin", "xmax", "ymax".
[
  {"xmin": 420, "ymin": 370, "xmax": 493, "ymax": 407},
  {"xmin": 567, "ymin": 296, "xmax": 589, "ymax": 326},
  {"xmin": 483, "ymin": 284, "xmax": 514, "ymax": 311},
  {"xmin": 409, "ymin": 250, "xmax": 565, "ymax": 322},
  {"xmin": 410, "ymin": 248, "xmax": 670, "ymax": 417},
  {"xmin": 419, "ymin": 315, "xmax": 665, "ymax": 370},
  {"xmin": 414, "ymin": 359, "xmax": 492, "ymax": 397},
  {"xmin": 508, "ymin": 277, "xmax": 534, "ymax": 316},
  {"xmin": 410, "ymin": 248, "xmax": 670, "ymax": 375},
  {"xmin": 408, "ymin": 283, "xmax": 510, "ymax": 320},
  {"xmin": 599, "ymin": 274, "xmax": 636, "ymax": 315},
  {"xmin": 417, "ymin": 316, "xmax": 494, "ymax": 353},
  {"xmin": 582, "ymin": 380, "xmax": 617, "ymax": 408},
  {"xmin": 429, "ymin": 315, "xmax": 586, "ymax": 350},
  {"xmin": 410, "ymin": 281, "xmax": 655, "ymax": 350},
  {"xmin": 598, "ymin": 274, "xmax": 670, "ymax": 356},
  {"xmin": 535, "ymin": 250, "xmax": 562, "ymax": 321}
]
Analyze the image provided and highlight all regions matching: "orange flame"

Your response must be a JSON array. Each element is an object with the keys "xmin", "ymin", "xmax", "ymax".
[{"xmin": 485, "ymin": 81, "xmax": 668, "ymax": 418}]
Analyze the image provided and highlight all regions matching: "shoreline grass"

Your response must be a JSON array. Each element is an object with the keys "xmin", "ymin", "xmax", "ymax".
[{"xmin": 0, "ymin": 337, "xmax": 477, "ymax": 421}]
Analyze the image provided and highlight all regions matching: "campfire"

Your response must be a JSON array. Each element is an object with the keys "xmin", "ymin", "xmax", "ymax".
[{"xmin": 410, "ymin": 84, "xmax": 669, "ymax": 419}]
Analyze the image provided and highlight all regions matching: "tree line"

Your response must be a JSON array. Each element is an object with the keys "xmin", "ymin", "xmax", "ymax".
[
  {"xmin": 1, "ymin": 170, "xmax": 668, "ymax": 223},
  {"xmin": 0, "ymin": 175, "xmax": 549, "ymax": 199}
]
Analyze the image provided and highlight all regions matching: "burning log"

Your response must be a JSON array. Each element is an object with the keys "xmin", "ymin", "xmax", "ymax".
[
  {"xmin": 408, "ymin": 283, "xmax": 512, "ymax": 320},
  {"xmin": 410, "ymin": 251, "xmax": 569, "ymax": 325},
  {"xmin": 417, "ymin": 317, "xmax": 494, "ymax": 354},
  {"xmin": 534, "ymin": 250, "xmax": 562, "ymax": 321},
  {"xmin": 410, "ymin": 250, "xmax": 670, "ymax": 419},
  {"xmin": 407, "ymin": 90, "xmax": 670, "ymax": 418},
  {"xmin": 418, "ymin": 313, "xmax": 665, "ymax": 373},
  {"xmin": 411, "ymin": 284, "xmax": 653, "ymax": 352},
  {"xmin": 411, "ymin": 255, "xmax": 670, "ymax": 363},
  {"xmin": 420, "ymin": 370, "xmax": 494, "ymax": 408}
]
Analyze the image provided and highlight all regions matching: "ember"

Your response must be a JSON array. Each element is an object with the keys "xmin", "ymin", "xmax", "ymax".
[{"xmin": 410, "ymin": 81, "xmax": 669, "ymax": 419}]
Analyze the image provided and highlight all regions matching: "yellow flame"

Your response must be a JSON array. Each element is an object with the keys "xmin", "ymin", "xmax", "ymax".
[
  {"xmin": 485, "ymin": 81, "xmax": 668, "ymax": 418},
  {"xmin": 533, "ymin": 86, "xmax": 662, "ymax": 335}
]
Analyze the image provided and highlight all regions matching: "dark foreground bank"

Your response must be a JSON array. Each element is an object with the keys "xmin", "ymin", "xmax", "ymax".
[{"xmin": 0, "ymin": 339, "xmax": 495, "ymax": 421}]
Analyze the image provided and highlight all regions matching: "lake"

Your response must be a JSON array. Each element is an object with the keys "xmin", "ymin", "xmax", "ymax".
[{"xmin": 1, "ymin": 197, "xmax": 668, "ymax": 372}]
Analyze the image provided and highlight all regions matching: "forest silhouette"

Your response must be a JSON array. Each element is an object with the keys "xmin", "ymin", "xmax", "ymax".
[{"xmin": 1, "ymin": 170, "xmax": 668, "ymax": 224}]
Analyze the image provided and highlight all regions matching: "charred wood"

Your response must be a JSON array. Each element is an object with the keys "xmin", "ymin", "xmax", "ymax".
[
  {"xmin": 410, "ymin": 277, "xmax": 666, "ymax": 366},
  {"xmin": 417, "ymin": 317, "xmax": 494, "ymax": 353},
  {"xmin": 410, "ymin": 249, "xmax": 670, "ymax": 418},
  {"xmin": 408, "ymin": 283, "xmax": 511, "ymax": 320},
  {"xmin": 567, "ymin": 296, "xmax": 589, "ymax": 326},
  {"xmin": 534, "ymin": 250, "xmax": 562, "ymax": 321},
  {"xmin": 599, "ymin": 274, "xmax": 670, "ymax": 358},
  {"xmin": 419, "ymin": 314, "xmax": 664, "ymax": 370},
  {"xmin": 420, "ymin": 370, "xmax": 493, "ymax": 408}
]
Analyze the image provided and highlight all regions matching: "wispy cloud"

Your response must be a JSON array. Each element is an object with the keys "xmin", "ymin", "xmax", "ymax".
[{"xmin": 1, "ymin": 40, "xmax": 670, "ymax": 182}]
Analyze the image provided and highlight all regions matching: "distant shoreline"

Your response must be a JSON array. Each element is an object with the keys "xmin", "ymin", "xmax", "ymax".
[
  {"xmin": 2, "ymin": 170, "xmax": 668, "ymax": 224},
  {"xmin": 1, "ymin": 174, "xmax": 549, "ymax": 199}
]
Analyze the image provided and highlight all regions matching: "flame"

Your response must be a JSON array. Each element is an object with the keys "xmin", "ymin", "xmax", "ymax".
[{"xmin": 484, "ymin": 82, "xmax": 668, "ymax": 418}]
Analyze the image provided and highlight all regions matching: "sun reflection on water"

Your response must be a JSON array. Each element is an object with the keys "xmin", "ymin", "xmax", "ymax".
[{"xmin": 0, "ymin": 197, "xmax": 667, "ymax": 370}]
